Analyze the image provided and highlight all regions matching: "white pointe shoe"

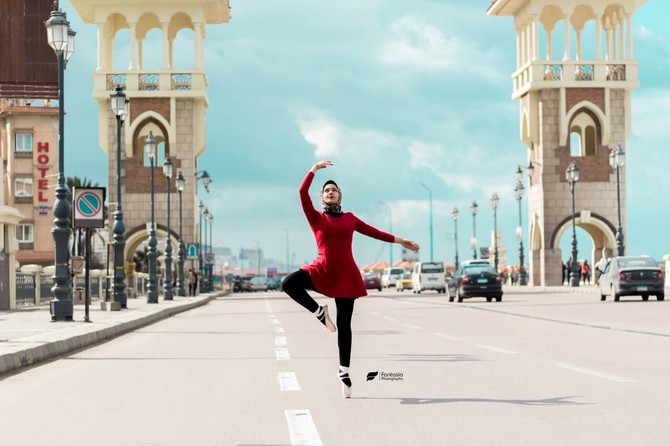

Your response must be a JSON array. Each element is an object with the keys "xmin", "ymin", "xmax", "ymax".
[
  {"xmin": 342, "ymin": 382, "xmax": 352, "ymax": 399},
  {"xmin": 317, "ymin": 305, "xmax": 337, "ymax": 333}
]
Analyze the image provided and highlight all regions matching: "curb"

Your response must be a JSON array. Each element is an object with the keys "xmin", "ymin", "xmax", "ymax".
[{"xmin": 0, "ymin": 291, "xmax": 225, "ymax": 376}]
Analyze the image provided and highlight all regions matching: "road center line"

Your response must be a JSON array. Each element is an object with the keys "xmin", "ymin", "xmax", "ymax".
[
  {"xmin": 285, "ymin": 409, "xmax": 323, "ymax": 446},
  {"xmin": 274, "ymin": 327, "xmax": 285, "ymax": 333},
  {"xmin": 278, "ymin": 372, "xmax": 301, "ymax": 391},
  {"xmin": 275, "ymin": 336, "xmax": 287, "ymax": 346},
  {"xmin": 276, "ymin": 347, "xmax": 291, "ymax": 360},
  {"xmin": 433, "ymin": 333, "xmax": 464, "ymax": 342},
  {"xmin": 557, "ymin": 363, "xmax": 637, "ymax": 383},
  {"xmin": 476, "ymin": 344, "xmax": 518, "ymax": 354},
  {"xmin": 402, "ymin": 323, "xmax": 421, "ymax": 330}
]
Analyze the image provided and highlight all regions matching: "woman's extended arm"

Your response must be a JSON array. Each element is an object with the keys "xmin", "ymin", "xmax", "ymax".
[
  {"xmin": 393, "ymin": 236, "xmax": 420, "ymax": 252},
  {"xmin": 300, "ymin": 161, "xmax": 333, "ymax": 224}
]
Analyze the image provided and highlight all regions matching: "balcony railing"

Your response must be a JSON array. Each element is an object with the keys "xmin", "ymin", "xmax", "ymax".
[
  {"xmin": 104, "ymin": 72, "xmax": 202, "ymax": 93},
  {"xmin": 513, "ymin": 60, "xmax": 636, "ymax": 97}
]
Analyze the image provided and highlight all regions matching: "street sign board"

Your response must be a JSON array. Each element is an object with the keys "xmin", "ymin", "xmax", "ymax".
[
  {"xmin": 205, "ymin": 253, "xmax": 215, "ymax": 265},
  {"xmin": 73, "ymin": 187, "xmax": 106, "ymax": 228},
  {"xmin": 186, "ymin": 243, "xmax": 199, "ymax": 260}
]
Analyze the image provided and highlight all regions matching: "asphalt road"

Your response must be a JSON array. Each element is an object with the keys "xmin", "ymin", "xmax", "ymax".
[{"xmin": 1, "ymin": 287, "xmax": 669, "ymax": 446}]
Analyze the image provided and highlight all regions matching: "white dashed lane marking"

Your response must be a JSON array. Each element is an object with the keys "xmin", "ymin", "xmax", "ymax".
[
  {"xmin": 476, "ymin": 344, "xmax": 518, "ymax": 355},
  {"xmin": 433, "ymin": 333, "xmax": 464, "ymax": 342},
  {"xmin": 402, "ymin": 323, "xmax": 421, "ymax": 330},
  {"xmin": 275, "ymin": 336, "xmax": 287, "ymax": 346},
  {"xmin": 278, "ymin": 372, "xmax": 301, "ymax": 391},
  {"xmin": 285, "ymin": 410, "xmax": 323, "ymax": 446},
  {"xmin": 274, "ymin": 327, "xmax": 285, "ymax": 333},
  {"xmin": 557, "ymin": 363, "xmax": 637, "ymax": 383},
  {"xmin": 276, "ymin": 348, "xmax": 291, "ymax": 360},
  {"xmin": 383, "ymin": 316, "xmax": 397, "ymax": 322}
]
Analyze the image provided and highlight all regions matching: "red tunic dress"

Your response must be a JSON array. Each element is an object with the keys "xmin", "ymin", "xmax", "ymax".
[{"xmin": 299, "ymin": 172, "xmax": 394, "ymax": 298}]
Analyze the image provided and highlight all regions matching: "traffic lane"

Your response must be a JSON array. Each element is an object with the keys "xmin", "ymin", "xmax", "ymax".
[
  {"xmin": 370, "ymin": 291, "xmax": 670, "ymax": 386},
  {"xmin": 274, "ymin": 292, "xmax": 669, "ymax": 445},
  {"xmin": 0, "ymin": 295, "xmax": 295, "ymax": 446}
]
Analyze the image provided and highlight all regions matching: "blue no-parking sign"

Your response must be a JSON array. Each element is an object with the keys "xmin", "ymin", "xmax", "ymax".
[
  {"xmin": 73, "ymin": 187, "xmax": 106, "ymax": 228},
  {"xmin": 186, "ymin": 243, "xmax": 199, "ymax": 260}
]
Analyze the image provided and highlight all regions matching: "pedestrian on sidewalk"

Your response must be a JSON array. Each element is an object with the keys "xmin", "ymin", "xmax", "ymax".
[
  {"xmin": 282, "ymin": 160, "xmax": 419, "ymax": 399},
  {"xmin": 187, "ymin": 269, "xmax": 195, "ymax": 296},
  {"xmin": 581, "ymin": 260, "xmax": 591, "ymax": 285}
]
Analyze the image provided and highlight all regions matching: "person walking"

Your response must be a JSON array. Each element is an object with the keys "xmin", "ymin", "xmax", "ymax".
[
  {"xmin": 282, "ymin": 160, "xmax": 419, "ymax": 399},
  {"xmin": 581, "ymin": 260, "xmax": 591, "ymax": 285},
  {"xmin": 187, "ymin": 269, "xmax": 195, "ymax": 296}
]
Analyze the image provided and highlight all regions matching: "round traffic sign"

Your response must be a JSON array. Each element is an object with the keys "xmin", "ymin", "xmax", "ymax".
[{"xmin": 76, "ymin": 192, "xmax": 102, "ymax": 218}]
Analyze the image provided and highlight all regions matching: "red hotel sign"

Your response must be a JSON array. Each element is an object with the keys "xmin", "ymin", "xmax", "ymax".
[{"xmin": 36, "ymin": 141, "xmax": 51, "ymax": 203}]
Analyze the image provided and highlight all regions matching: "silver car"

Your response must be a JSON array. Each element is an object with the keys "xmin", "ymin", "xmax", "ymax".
[
  {"xmin": 248, "ymin": 275, "xmax": 268, "ymax": 292},
  {"xmin": 598, "ymin": 256, "xmax": 665, "ymax": 302}
]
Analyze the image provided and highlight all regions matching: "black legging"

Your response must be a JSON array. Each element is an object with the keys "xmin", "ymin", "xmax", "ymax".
[{"xmin": 282, "ymin": 269, "xmax": 356, "ymax": 367}]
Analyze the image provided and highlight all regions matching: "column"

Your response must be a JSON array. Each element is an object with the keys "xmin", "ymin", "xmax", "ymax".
[
  {"xmin": 595, "ymin": 14, "xmax": 602, "ymax": 60},
  {"xmin": 162, "ymin": 23, "xmax": 170, "ymax": 69},
  {"xmin": 618, "ymin": 18, "xmax": 625, "ymax": 60},
  {"xmin": 626, "ymin": 14, "xmax": 634, "ymax": 59},
  {"xmin": 194, "ymin": 22, "xmax": 204, "ymax": 70},
  {"xmin": 563, "ymin": 14, "xmax": 571, "ymax": 61},
  {"xmin": 129, "ymin": 23, "xmax": 137, "ymax": 70},
  {"xmin": 605, "ymin": 17, "xmax": 612, "ymax": 61},
  {"xmin": 531, "ymin": 15, "xmax": 539, "ymax": 61},
  {"xmin": 96, "ymin": 23, "xmax": 104, "ymax": 70}
]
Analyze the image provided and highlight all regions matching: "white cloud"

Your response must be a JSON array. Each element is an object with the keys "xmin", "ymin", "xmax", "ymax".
[
  {"xmin": 632, "ymin": 90, "xmax": 670, "ymax": 139},
  {"xmin": 296, "ymin": 113, "xmax": 399, "ymax": 161},
  {"xmin": 379, "ymin": 15, "xmax": 504, "ymax": 81}
]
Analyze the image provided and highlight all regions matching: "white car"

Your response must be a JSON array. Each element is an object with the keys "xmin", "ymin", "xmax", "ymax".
[
  {"xmin": 381, "ymin": 267, "xmax": 406, "ymax": 288},
  {"xmin": 411, "ymin": 262, "xmax": 446, "ymax": 293}
]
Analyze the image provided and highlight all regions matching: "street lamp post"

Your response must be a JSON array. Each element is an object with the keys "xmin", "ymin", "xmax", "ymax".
[
  {"xmin": 282, "ymin": 229, "xmax": 290, "ymax": 272},
  {"xmin": 207, "ymin": 212, "xmax": 213, "ymax": 288},
  {"xmin": 176, "ymin": 171, "xmax": 186, "ymax": 296},
  {"xmin": 609, "ymin": 145, "xmax": 626, "ymax": 256},
  {"xmin": 109, "ymin": 86, "xmax": 129, "ymax": 309},
  {"xmin": 451, "ymin": 207, "xmax": 459, "ymax": 270},
  {"xmin": 202, "ymin": 208, "xmax": 210, "ymax": 292},
  {"xmin": 470, "ymin": 201, "xmax": 478, "ymax": 259},
  {"xmin": 198, "ymin": 201, "xmax": 205, "ymax": 291},
  {"xmin": 419, "ymin": 183, "xmax": 434, "ymax": 261},
  {"xmin": 566, "ymin": 162, "xmax": 580, "ymax": 287},
  {"xmin": 162, "ymin": 158, "xmax": 174, "ymax": 300},
  {"xmin": 255, "ymin": 239, "xmax": 261, "ymax": 274},
  {"xmin": 45, "ymin": 2, "xmax": 76, "ymax": 321},
  {"xmin": 514, "ymin": 180, "xmax": 528, "ymax": 286},
  {"xmin": 145, "ymin": 131, "xmax": 159, "ymax": 303},
  {"xmin": 490, "ymin": 193, "xmax": 500, "ymax": 271},
  {"xmin": 379, "ymin": 201, "xmax": 393, "ymax": 265}
]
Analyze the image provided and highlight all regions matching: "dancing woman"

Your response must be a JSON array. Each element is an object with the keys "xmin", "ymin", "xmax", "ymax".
[{"xmin": 282, "ymin": 160, "xmax": 419, "ymax": 398}]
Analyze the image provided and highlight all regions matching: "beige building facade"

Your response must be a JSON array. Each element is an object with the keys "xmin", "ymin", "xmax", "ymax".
[
  {"xmin": 488, "ymin": 0, "xmax": 647, "ymax": 285},
  {"xmin": 1, "ymin": 100, "xmax": 58, "ymax": 266}
]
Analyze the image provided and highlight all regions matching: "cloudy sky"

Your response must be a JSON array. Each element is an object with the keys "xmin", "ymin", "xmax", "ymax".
[{"xmin": 61, "ymin": 0, "xmax": 670, "ymax": 269}]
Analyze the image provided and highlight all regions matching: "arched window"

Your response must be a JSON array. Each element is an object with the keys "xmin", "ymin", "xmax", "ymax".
[{"xmin": 568, "ymin": 112, "xmax": 597, "ymax": 156}]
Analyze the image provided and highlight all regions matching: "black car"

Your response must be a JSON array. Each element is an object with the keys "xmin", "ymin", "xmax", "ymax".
[
  {"xmin": 448, "ymin": 264, "xmax": 503, "ymax": 302},
  {"xmin": 598, "ymin": 256, "xmax": 665, "ymax": 301}
]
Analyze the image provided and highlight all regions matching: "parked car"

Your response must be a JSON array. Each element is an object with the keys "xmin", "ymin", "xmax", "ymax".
[
  {"xmin": 598, "ymin": 255, "xmax": 665, "ymax": 301},
  {"xmin": 381, "ymin": 267, "xmax": 406, "ymax": 289},
  {"xmin": 232, "ymin": 275, "xmax": 243, "ymax": 292},
  {"xmin": 448, "ymin": 263, "xmax": 503, "ymax": 302},
  {"xmin": 267, "ymin": 275, "xmax": 285, "ymax": 291},
  {"xmin": 240, "ymin": 275, "xmax": 253, "ymax": 292},
  {"xmin": 363, "ymin": 272, "xmax": 382, "ymax": 291},
  {"xmin": 395, "ymin": 272, "xmax": 413, "ymax": 292},
  {"xmin": 411, "ymin": 261, "xmax": 446, "ymax": 293},
  {"xmin": 249, "ymin": 275, "xmax": 269, "ymax": 292}
]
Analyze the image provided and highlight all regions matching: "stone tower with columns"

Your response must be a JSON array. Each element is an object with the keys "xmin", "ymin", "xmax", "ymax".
[
  {"xmin": 69, "ymin": 0, "xmax": 229, "ymax": 270},
  {"xmin": 488, "ymin": 0, "xmax": 647, "ymax": 286}
]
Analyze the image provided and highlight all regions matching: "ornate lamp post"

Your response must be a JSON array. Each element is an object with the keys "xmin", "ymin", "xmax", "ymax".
[
  {"xmin": 514, "ymin": 180, "xmax": 528, "ymax": 286},
  {"xmin": 198, "ymin": 201, "xmax": 205, "ymax": 286},
  {"xmin": 451, "ymin": 207, "xmax": 459, "ymax": 270},
  {"xmin": 176, "ymin": 171, "xmax": 186, "ymax": 296},
  {"xmin": 45, "ymin": 2, "xmax": 76, "ymax": 321},
  {"xmin": 110, "ymin": 86, "xmax": 129, "ymax": 309},
  {"xmin": 196, "ymin": 170, "xmax": 212, "ymax": 193},
  {"xmin": 207, "ymin": 212, "xmax": 214, "ymax": 288},
  {"xmin": 566, "ymin": 162, "xmax": 580, "ymax": 287},
  {"xmin": 379, "ymin": 201, "xmax": 393, "ymax": 265},
  {"xmin": 490, "ymin": 193, "xmax": 500, "ymax": 271},
  {"xmin": 145, "ymin": 131, "xmax": 159, "ymax": 303},
  {"xmin": 609, "ymin": 145, "xmax": 626, "ymax": 256},
  {"xmin": 470, "ymin": 201, "xmax": 478, "ymax": 259},
  {"xmin": 162, "ymin": 158, "xmax": 174, "ymax": 300},
  {"xmin": 419, "ymin": 182, "xmax": 434, "ymax": 261}
]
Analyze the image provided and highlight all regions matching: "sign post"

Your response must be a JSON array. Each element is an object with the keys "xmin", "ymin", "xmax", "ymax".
[{"xmin": 72, "ymin": 187, "xmax": 106, "ymax": 322}]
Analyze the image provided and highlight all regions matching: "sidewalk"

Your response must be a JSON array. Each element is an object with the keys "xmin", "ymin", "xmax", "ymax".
[{"xmin": 0, "ymin": 290, "xmax": 226, "ymax": 376}]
